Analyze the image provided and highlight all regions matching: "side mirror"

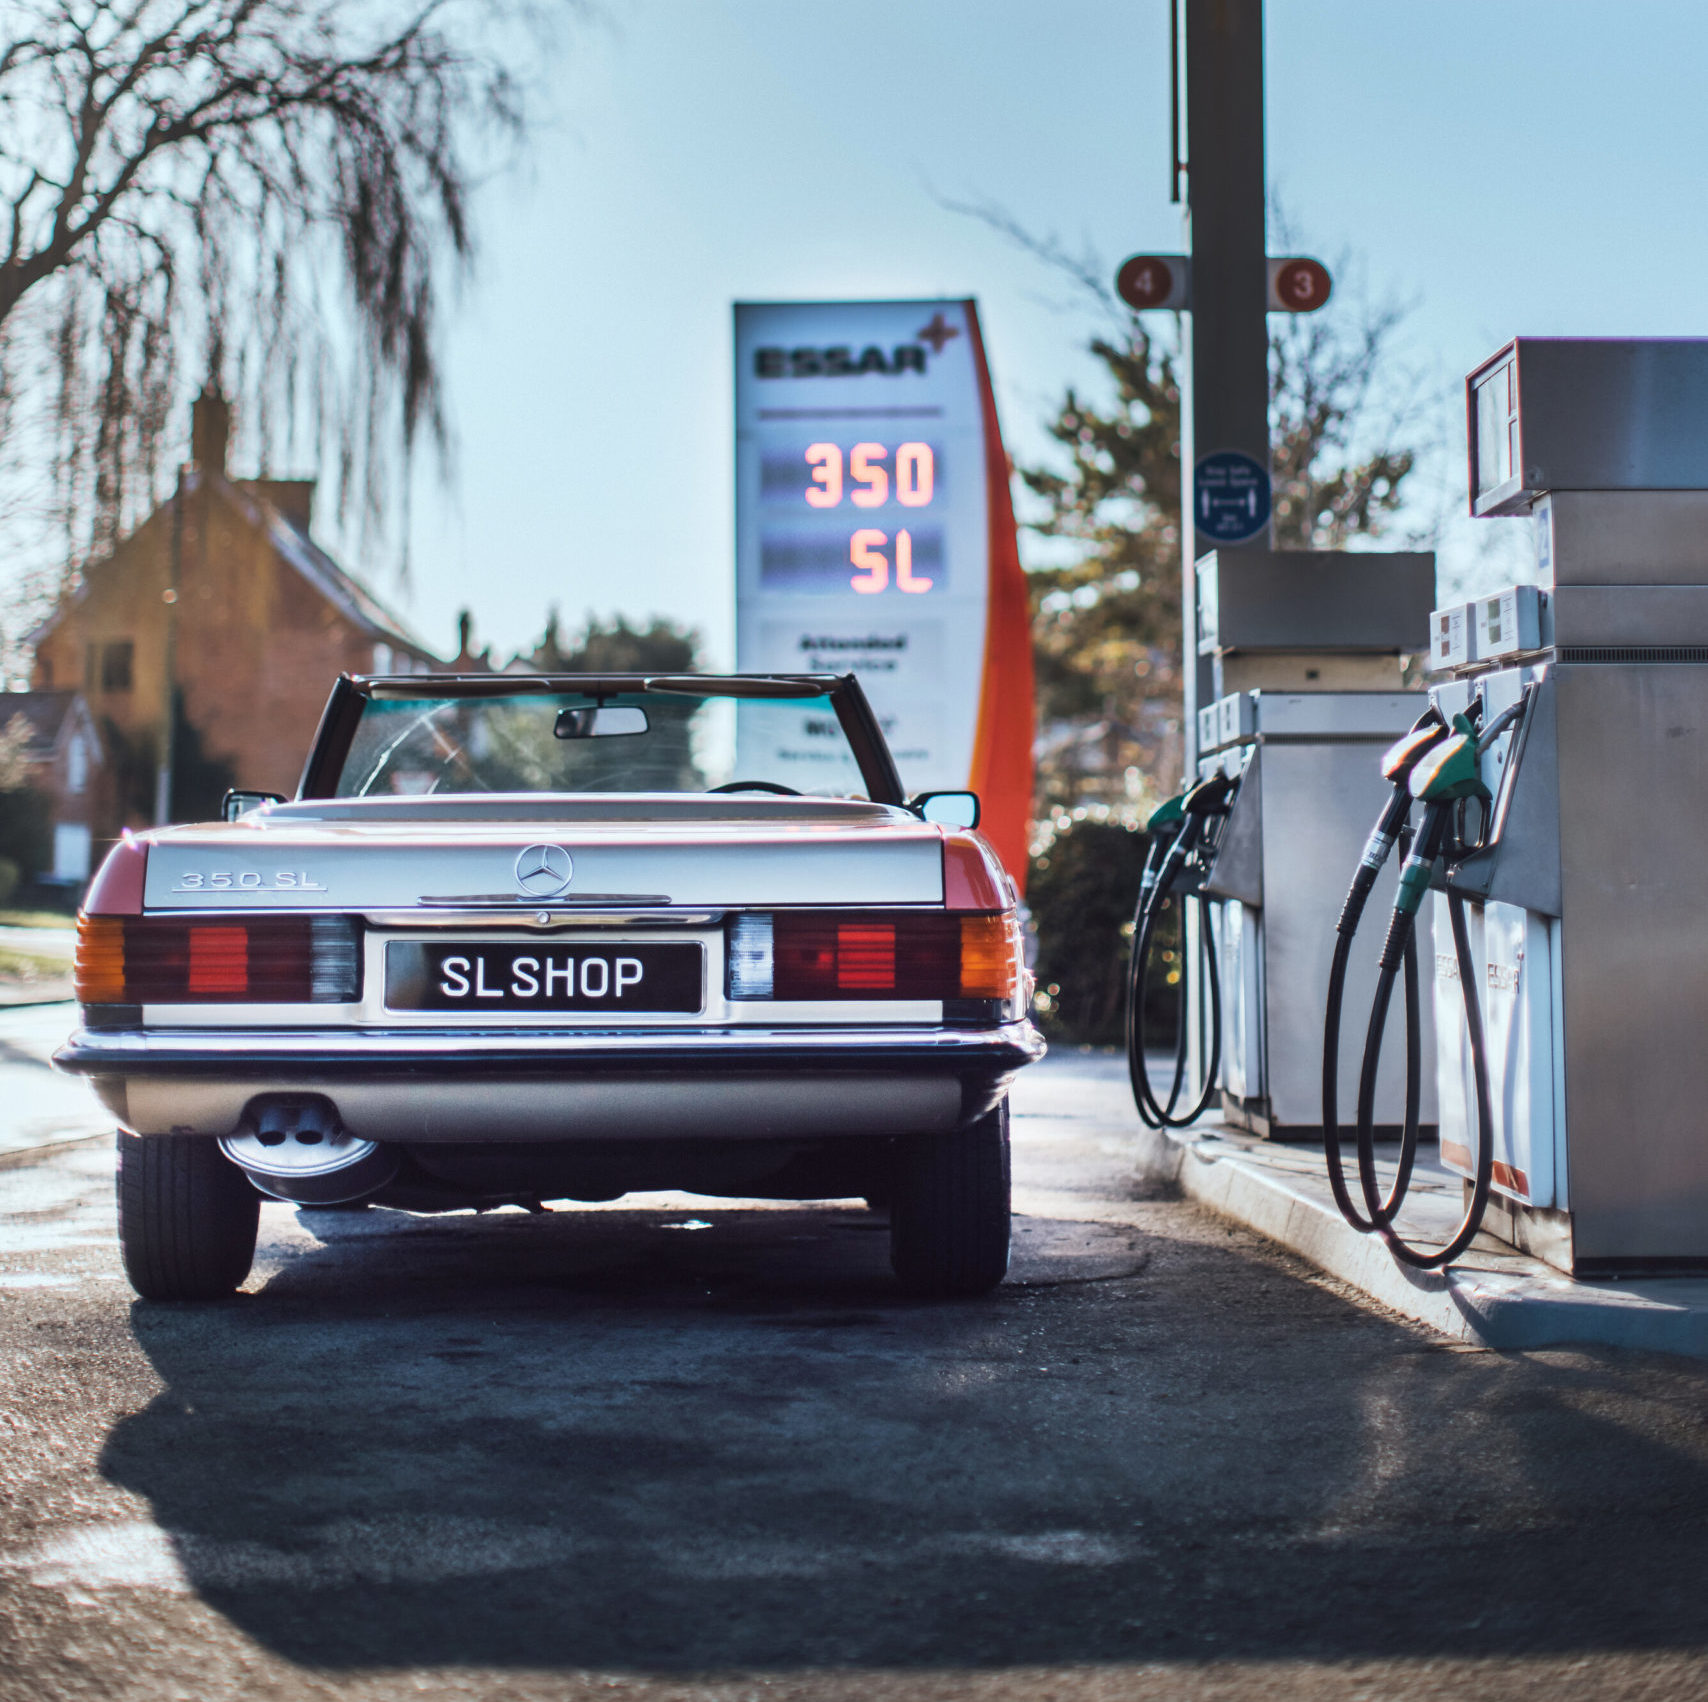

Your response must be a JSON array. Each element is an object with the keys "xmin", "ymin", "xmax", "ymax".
[
  {"xmin": 912, "ymin": 791, "xmax": 981, "ymax": 829},
  {"xmin": 222, "ymin": 789, "xmax": 286, "ymax": 822}
]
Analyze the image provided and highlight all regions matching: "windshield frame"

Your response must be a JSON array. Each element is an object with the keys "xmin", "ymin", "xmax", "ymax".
[{"xmin": 296, "ymin": 672, "xmax": 907, "ymax": 806}]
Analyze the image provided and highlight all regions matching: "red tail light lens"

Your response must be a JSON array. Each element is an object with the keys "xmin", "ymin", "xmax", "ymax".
[
  {"xmin": 75, "ymin": 915, "xmax": 361, "ymax": 1005},
  {"xmin": 733, "ymin": 910, "xmax": 1020, "ymax": 1003}
]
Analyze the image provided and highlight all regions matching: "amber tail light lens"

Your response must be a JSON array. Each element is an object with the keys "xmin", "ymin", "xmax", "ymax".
[
  {"xmin": 75, "ymin": 915, "xmax": 361, "ymax": 1005},
  {"xmin": 727, "ymin": 911, "xmax": 1020, "ymax": 1002},
  {"xmin": 956, "ymin": 914, "xmax": 1022, "ymax": 1000}
]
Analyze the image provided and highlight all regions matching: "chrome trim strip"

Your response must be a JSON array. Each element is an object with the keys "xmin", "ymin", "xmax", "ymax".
[
  {"xmin": 57, "ymin": 1021, "xmax": 1044, "ymax": 1069},
  {"xmin": 364, "ymin": 909, "xmax": 726, "ymax": 929},
  {"xmin": 416, "ymin": 893, "xmax": 672, "ymax": 909}
]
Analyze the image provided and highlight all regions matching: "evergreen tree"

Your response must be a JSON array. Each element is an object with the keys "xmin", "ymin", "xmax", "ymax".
[{"xmin": 1023, "ymin": 289, "xmax": 1425, "ymax": 818}]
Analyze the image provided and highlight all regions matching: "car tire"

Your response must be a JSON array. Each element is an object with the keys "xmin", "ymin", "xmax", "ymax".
[
  {"xmin": 889, "ymin": 1099, "xmax": 1011, "ymax": 1297},
  {"xmin": 116, "ymin": 1132, "xmax": 261, "ymax": 1301}
]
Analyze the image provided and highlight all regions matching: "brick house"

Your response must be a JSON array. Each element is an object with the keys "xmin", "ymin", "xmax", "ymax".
[
  {"xmin": 0, "ymin": 690, "xmax": 106, "ymax": 883},
  {"xmin": 30, "ymin": 390, "xmax": 441, "ymax": 844}
]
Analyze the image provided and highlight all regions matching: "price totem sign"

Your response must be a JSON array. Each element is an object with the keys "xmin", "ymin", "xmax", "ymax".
[{"xmin": 734, "ymin": 300, "xmax": 1033, "ymax": 883}]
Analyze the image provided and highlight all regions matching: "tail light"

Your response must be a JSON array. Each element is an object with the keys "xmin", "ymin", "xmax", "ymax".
[
  {"xmin": 75, "ymin": 915, "xmax": 361, "ymax": 1005},
  {"xmin": 727, "ymin": 911, "xmax": 1021, "ymax": 1003}
]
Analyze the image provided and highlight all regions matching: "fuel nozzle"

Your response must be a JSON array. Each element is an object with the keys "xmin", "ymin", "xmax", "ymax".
[
  {"xmin": 1137, "ymin": 792, "xmax": 1188, "ymax": 912},
  {"xmin": 1176, "ymin": 771, "xmax": 1236, "ymax": 853},
  {"xmin": 1336, "ymin": 711, "xmax": 1449, "ymax": 939},
  {"xmin": 1380, "ymin": 715, "xmax": 1449, "ymax": 785},
  {"xmin": 1139, "ymin": 772, "xmax": 1237, "ymax": 909},
  {"xmin": 1374, "ymin": 727, "xmax": 1492, "ymax": 969},
  {"xmin": 1147, "ymin": 793, "xmax": 1187, "ymax": 834},
  {"xmin": 1182, "ymin": 771, "xmax": 1236, "ymax": 817},
  {"xmin": 1407, "ymin": 726, "xmax": 1489, "ymax": 806}
]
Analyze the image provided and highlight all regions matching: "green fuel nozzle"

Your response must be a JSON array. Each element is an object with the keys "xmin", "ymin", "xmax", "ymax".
[
  {"xmin": 1146, "ymin": 793, "xmax": 1187, "ymax": 834},
  {"xmin": 1375, "ymin": 722, "xmax": 1488, "ymax": 963},
  {"xmin": 1408, "ymin": 729, "xmax": 1490, "ymax": 805}
]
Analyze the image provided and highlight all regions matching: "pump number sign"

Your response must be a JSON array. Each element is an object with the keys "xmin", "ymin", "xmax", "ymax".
[{"xmin": 734, "ymin": 300, "xmax": 1033, "ymax": 878}]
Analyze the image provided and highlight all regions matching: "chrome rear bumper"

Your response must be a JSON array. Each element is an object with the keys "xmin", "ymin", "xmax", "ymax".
[{"xmin": 54, "ymin": 1022, "xmax": 1045, "ymax": 1142}]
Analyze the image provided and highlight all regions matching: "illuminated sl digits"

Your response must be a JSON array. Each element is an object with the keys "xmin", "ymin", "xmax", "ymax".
[
  {"xmin": 850, "ymin": 442, "xmax": 889, "ymax": 508},
  {"xmin": 895, "ymin": 529, "xmax": 932, "ymax": 593},
  {"xmin": 895, "ymin": 443, "xmax": 934, "ymax": 507},
  {"xmin": 849, "ymin": 528, "xmax": 889, "ymax": 593},
  {"xmin": 804, "ymin": 443, "xmax": 842, "ymax": 507}
]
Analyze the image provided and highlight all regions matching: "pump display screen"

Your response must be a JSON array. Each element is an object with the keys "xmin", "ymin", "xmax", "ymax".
[{"xmin": 1472, "ymin": 355, "xmax": 1519, "ymax": 503}]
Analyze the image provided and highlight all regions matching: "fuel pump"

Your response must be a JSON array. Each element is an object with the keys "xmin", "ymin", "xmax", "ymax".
[
  {"xmin": 1126, "ymin": 773, "xmax": 1236, "ymax": 1128},
  {"xmin": 1323, "ymin": 334, "xmax": 1708, "ymax": 1277}
]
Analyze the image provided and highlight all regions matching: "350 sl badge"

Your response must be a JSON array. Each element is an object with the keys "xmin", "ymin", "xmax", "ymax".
[{"xmin": 172, "ymin": 870, "xmax": 327, "ymax": 892}]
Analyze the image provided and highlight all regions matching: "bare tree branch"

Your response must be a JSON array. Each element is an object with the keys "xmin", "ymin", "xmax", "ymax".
[{"xmin": 0, "ymin": 0, "xmax": 564, "ymax": 578}]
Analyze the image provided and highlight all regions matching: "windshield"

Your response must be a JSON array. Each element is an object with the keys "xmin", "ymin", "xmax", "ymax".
[{"xmin": 331, "ymin": 687, "xmax": 875, "ymax": 799}]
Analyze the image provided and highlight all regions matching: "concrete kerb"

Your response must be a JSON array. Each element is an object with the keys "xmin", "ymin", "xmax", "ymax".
[{"xmin": 1131, "ymin": 1116, "xmax": 1708, "ymax": 1358}]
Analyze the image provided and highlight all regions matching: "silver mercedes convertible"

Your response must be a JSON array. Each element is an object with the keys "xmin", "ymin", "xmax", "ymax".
[{"xmin": 57, "ymin": 672, "xmax": 1042, "ymax": 1302}]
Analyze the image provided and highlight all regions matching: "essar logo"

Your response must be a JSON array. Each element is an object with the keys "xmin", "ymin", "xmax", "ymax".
[{"xmin": 755, "ymin": 345, "xmax": 928, "ymax": 379}]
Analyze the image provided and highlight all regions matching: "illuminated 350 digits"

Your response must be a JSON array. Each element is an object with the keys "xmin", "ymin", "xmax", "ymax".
[
  {"xmin": 804, "ymin": 442, "xmax": 934, "ymax": 509},
  {"xmin": 850, "ymin": 528, "xmax": 933, "ymax": 595}
]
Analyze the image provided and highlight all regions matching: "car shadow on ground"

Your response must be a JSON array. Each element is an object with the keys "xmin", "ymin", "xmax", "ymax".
[{"xmin": 99, "ymin": 1200, "xmax": 1708, "ymax": 1675}]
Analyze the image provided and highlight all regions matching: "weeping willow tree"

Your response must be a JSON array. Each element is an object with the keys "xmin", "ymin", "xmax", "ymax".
[{"xmin": 0, "ymin": 0, "xmax": 556, "ymax": 629}]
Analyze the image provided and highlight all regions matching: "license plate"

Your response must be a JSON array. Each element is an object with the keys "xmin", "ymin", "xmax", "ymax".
[{"xmin": 385, "ymin": 941, "xmax": 704, "ymax": 1013}]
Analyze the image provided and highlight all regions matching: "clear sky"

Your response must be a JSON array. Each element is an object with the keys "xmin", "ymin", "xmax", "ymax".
[{"xmin": 383, "ymin": 0, "xmax": 1708, "ymax": 664}]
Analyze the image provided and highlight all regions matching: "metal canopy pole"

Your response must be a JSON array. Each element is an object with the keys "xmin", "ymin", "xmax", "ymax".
[{"xmin": 1182, "ymin": 0, "xmax": 1270, "ymax": 772}]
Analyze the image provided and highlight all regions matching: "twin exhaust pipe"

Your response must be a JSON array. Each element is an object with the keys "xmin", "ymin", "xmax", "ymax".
[{"xmin": 220, "ymin": 1096, "xmax": 398, "ymax": 1205}]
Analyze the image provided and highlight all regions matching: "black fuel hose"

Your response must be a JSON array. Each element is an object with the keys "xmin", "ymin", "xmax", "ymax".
[
  {"xmin": 1321, "ymin": 709, "xmax": 1449, "ymax": 1231},
  {"xmin": 1331, "ymin": 693, "xmax": 1526, "ymax": 1264},
  {"xmin": 1128, "ymin": 833, "xmax": 1191, "ymax": 1121},
  {"xmin": 1321, "ymin": 819, "xmax": 1423, "ymax": 1232},
  {"xmin": 1354, "ymin": 877, "xmax": 1495, "ymax": 1269},
  {"xmin": 1320, "ymin": 693, "xmax": 1526, "ymax": 1265},
  {"xmin": 1125, "ymin": 775, "xmax": 1233, "ymax": 1130},
  {"xmin": 1127, "ymin": 883, "xmax": 1222, "ymax": 1129}
]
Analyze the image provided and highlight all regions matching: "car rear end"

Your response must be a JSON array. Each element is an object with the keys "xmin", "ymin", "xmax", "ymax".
[{"xmin": 61, "ymin": 806, "xmax": 1037, "ymax": 1211}]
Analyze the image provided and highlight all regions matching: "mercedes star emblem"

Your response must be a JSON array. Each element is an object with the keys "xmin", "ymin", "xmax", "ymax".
[{"xmin": 514, "ymin": 843, "xmax": 573, "ymax": 898}]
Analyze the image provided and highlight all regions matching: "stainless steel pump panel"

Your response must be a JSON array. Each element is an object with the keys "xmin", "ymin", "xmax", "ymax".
[
  {"xmin": 1537, "ymin": 490, "xmax": 1708, "ymax": 585},
  {"xmin": 1197, "ymin": 550, "xmax": 1436, "ymax": 655}
]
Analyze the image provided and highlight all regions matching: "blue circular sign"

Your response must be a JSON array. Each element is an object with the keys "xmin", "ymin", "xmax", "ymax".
[{"xmin": 1194, "ymin": 450, "xmax": 1271, "ymax": 544}]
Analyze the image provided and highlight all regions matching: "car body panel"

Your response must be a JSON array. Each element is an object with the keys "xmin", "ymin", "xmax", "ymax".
[{"xmin": 143, "ymin": 800, "xmax": 947, "ymax": 912}]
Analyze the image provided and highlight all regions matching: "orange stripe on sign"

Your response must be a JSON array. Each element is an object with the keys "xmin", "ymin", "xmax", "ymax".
[
  {"xmin": 962, "ymin": 302, "xmax": 1034, "ymax": 896},
  {"xmin": 188, "ymin": 926, "xmax": 249, "ymax": 996}
]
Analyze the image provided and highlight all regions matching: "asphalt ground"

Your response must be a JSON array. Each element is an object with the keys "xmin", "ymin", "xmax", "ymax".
[{"xmin": 4, "ymin": 1033, "xmax": 1708, "ymax": 1699}]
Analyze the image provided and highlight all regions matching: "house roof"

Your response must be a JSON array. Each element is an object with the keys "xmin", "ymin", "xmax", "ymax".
[
  {"xmin": 0, "ymin": 689, "xmax": 95, "ymax": 760},
  {"xmin": 212, "ymin": 474, "xmax": 436, "ymax": 658},
  {"xmin": 30, "ymin": 471, "xmax": 441, "ymax": 662}
]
